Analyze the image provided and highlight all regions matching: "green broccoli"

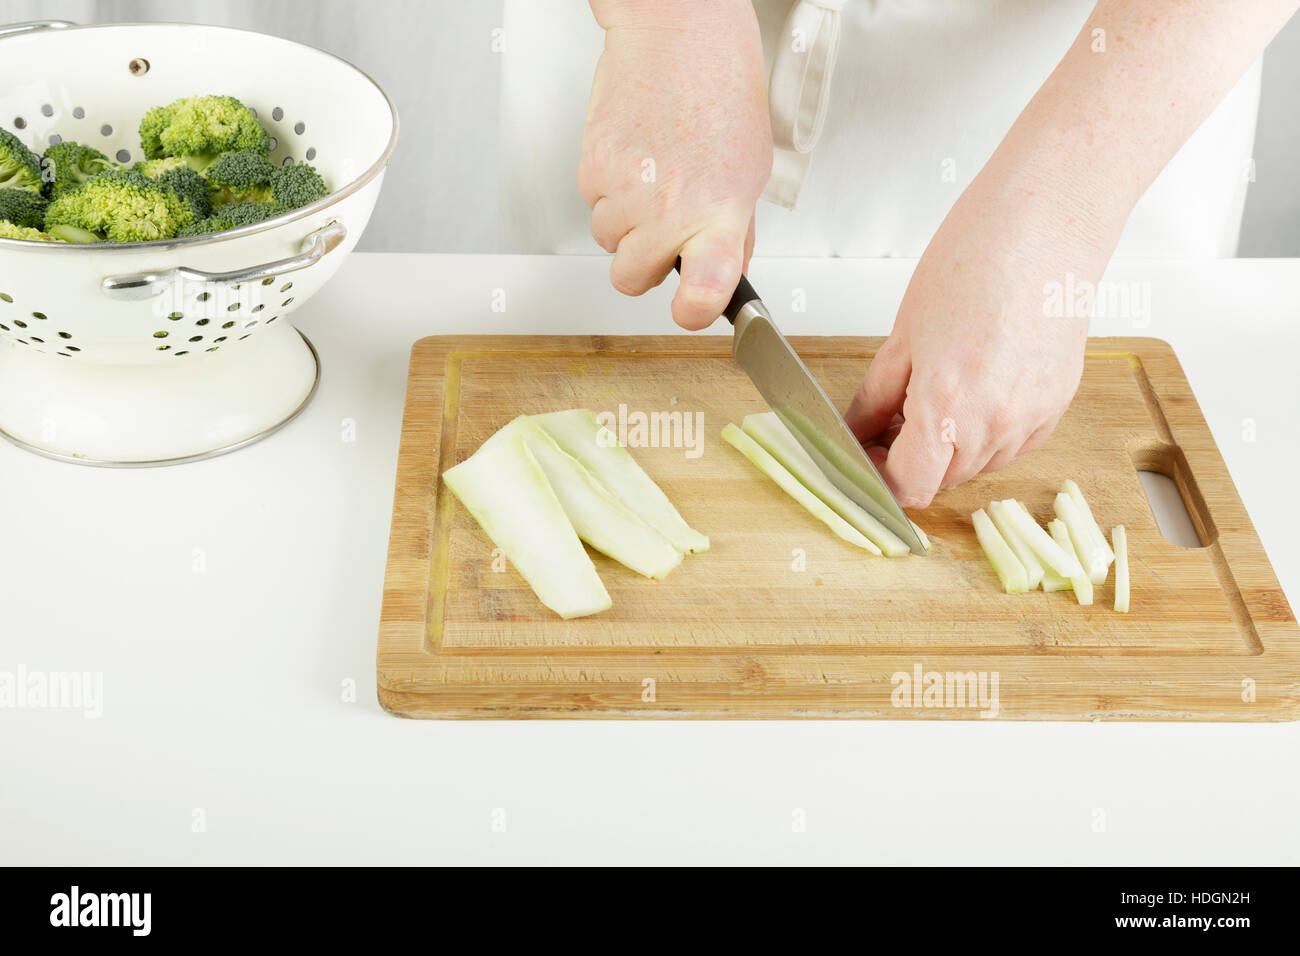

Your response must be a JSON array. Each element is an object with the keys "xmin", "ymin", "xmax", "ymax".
[
  {"xmin": 0, "ymin": 221, "xmax": 64, "ymax": 242},
  {"xmin": 270, "ymin": 161, "xmax": 329, "ymax": 210},
  {"xmin": 45, "ymin": 169, "xmax": 189, "ymax": 243},
  {"xmin": 133, "ymin": 156, "xmax": 189, "ymax": 178},
  {"xmin": 0, "ymin": 128, "xmax": 43, "ymax": 193},
  {"xmin": 178, "ymin": 200, "xmax": 284, "ymax": 238},
  {"xmin": 139, "ymin": 95, "xmax": 270, "ymax": 171},
  {"xmin": 41, "ymin": 141, "xmax": 118, "ymax": 199},
  {"xmin": 203, "ymin": 150, "xmax": 275, "ymax": 207},
  {"xmin": 0, "ymin": 187, "xmax": 49, "ymax": 229},
  {"xmin": 135, "ymin": 159, "xmax": 212, "ymax": 222}
]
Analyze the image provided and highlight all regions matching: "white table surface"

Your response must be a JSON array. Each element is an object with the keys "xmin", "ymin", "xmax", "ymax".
[{"xmin": 2, "ymin": 254, "xmax": 1298, "ymax": 866}]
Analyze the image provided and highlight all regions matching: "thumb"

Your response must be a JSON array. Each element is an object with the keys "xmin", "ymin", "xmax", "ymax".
[
  {"xmin": 845, "ymin": 338, "xmax": 910, "ymax": 444},
  {"xmin": 672, "ymin": 224, "xmax": 747, "ymax": 331}
]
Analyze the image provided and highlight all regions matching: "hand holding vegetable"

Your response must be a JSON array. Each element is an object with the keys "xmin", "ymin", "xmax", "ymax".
[
  {"xmin": 579, "ymin": 0, "xmax": 771, "ymax": 330},
  {"xmin": 843, "ymin": 171, "xmax": 1101, "ymax": 509}
]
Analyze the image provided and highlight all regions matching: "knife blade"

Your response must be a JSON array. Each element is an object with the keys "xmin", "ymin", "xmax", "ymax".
[{"xmin": 676, "ymin": 262, "xmax": 927, "ymax": 555}]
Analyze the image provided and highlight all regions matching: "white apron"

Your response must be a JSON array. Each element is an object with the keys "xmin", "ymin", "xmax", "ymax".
[{"xmin": 500, "ymin": 0, "xmax": 1261, "ymax": 259}]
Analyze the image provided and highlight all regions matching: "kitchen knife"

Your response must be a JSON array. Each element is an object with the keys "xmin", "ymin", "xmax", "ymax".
[{"xmin": 676, "ymin": 261, "xmax": 927, "ymax": 555}]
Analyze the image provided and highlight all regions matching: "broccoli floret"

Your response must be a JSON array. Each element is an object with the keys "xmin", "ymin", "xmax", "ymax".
[
  {"xmin": 178, "ymin": 200, "xmax": 284, "ymax": 238},
  {"xmin": 0, "ymin": 187, "xmax": 49, "ymax": 229},
  {"xmin": 0, "ymin": 128, "xmax": 43, "ymax": 193},
  {"xmin": 136, "ymin": 159, "xmax": 212, "ymax": 222},
  {"xmin": 0, "ymin": 221, "xmax": 63, "ymax": 242},
  {"xmin": 133, "ymin": 156, "xmax": 189, "ymax": 178},
  {"xmin": 139, "ymin": 95, "xmax": 270, "ymax": 171},
  {"xmin": 41, "ymin": 141, "xmax": 118, "ymax": 199},
  {"xmin": 44, "ymin": 169, "xmax": 189, "ymax": 243},
  {"xmin": 270, "ymin": 161, "xmax": 329, "ymax": 210},
  {"xmin": 203, "ymin": 150, "xmax": 275, "ymax": 207}
]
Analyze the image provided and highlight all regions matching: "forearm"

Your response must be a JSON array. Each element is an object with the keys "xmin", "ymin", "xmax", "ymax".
[
  {"xmin": 590, "ymin": 0, "xmax": 757, "ymax": 34},
  {"xmin": 975, "ymin": 0, "xmax": 1299, "ymax": 256}
]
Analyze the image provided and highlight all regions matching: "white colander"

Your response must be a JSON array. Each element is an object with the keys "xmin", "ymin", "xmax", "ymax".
[{"xmin": 0, "ymin": 20, "xmax": 398, "ymax": 465}]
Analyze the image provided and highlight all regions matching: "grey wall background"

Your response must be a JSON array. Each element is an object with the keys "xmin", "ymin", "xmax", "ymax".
[{"xmin": 1, "ymin": 0, "xmax": 1296, "ymax": 255}]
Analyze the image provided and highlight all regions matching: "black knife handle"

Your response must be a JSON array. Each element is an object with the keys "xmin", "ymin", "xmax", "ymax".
[{"xmin": 673, "ymin": 257, "xmax": 759, "ymax": 326}]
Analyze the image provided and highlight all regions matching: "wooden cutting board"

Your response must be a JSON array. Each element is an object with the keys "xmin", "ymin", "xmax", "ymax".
[{"xmin": 377, "ymin": 335, "xmax": 1300, "ymax": 720}]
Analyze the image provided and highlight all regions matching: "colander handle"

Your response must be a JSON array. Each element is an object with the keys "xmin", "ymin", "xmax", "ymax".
[
  {"xmin": 100, "ymin": 220, "xmax": 348, "ymax": 302},
  {"xmin": 0, "ymin": 21, "xmax": 76, "ymax": 38}
]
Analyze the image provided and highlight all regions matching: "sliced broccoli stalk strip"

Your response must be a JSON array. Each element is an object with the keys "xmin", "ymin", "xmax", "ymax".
[
  {"xmin": 1112, "ymin": 525, "xmax": 1130, "ymax": 613},
  {"xmin": 741, "ymin": 411, "xmax": 910, "ymax": 556},
  {"xmin": 443, "ymin": 432, "xmax": 612, "ymax": 620},
  {"xmin": 972, "ymin": 508, "xmax": 1029, "ymax": 594},
  {"xmin": 1052, "ymin": 492, "xmax": 1108, "ymax": 584},
  {"xmin": 534, "ymin": 409, "xmax": 709, "ymax": 554},
  {"xmin": 1047, "ymin": 518, "xmax": 1093, "ymax": 606},
  {"xmin": 987, "ymin": 500, "xmax": 1045, "ymax": 589},
  {"xmin": 998, "ymin": 498, "xmax": 1084, "ymax": 580},
  {"xmin": 484, "ymin": 417, "xmax": 684, "ymax": 580},
  {"xmin": 1063, "ymin": 479, "xmax": 1116, "ymax": 566},
  {"xmin": 723, "ymin": 423, "xmax": 882, "ymax": 555}
]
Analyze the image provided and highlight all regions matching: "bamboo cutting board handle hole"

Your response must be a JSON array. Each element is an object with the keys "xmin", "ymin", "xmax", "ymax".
[{"xmin": 1129, "ymin": 440, "xmax": 1215, "ymax": 547}]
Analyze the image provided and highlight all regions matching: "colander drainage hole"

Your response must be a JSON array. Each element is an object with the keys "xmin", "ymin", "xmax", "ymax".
[
  {"xmin": 29, "ymin": 337, "xmax": 43, "ymax": 344},
  {"xmin": 12, "ymin": 117, "xmax": 26, "ymax": 130},
  {"xmin": 306, "ymin": 148, "xmax": 316, "ymax": 161},
  {"xmin": 221, "ymin": 321, "xmax": 235, "ymax": 329},
  {"xmin": 280, "ymin": 282, "xmax": 293, "ymax": 292},
  {"xmin": 214, "ymin": 336, "xmax": 227, "ymax": 343},
  {"xmin": 267, "ymin": 316, "xmax": 278, "ymax": 324},
  {"xmin": 196, "ymin": 292, "xmax": 211, "ymax": 302},
  {"xmin": 66, "ymin": 346, "xmax": 80, "ymax": 352},
  {"xmin": 173, "ymin": 351, "xmax": 188, "ymax": 356},
  {"xmin": 32, "ymin": 312, "xmax": 46, "ymax": 320},
  {"xmin": 188, "ymin": 336, "xmax": 203, "ymax": 343},
  {"xmin": 14, "ymin": 319, "xmax": 27, "ymax": 328},
  {"xmin": 153, "ymin": 331, "xmax": 168, "ymax": 338},
  {"xmin": 0, "ymin": 293, "xmax": 11, "ymax": 302},
  {"xmin": 243, "ymin": 320, "xmax": 258, "ymax": 329},
  {"xmin": 156, "ymin": 344, "xmax": 171, "ymax": 351},
  {"xmin": 206, "ymin": 346, "xmax": 219, "ymax": 353},
  {"xmin": 168, "ymin": 312, "xmax": 183, "ymax": 321},
  {"xmin": 100, "ymin": 124, "xmax": 113, "ymax": 137},
  {"xmin": 48, "ymin": 134, "xmax": 62, "ymax": 146},
  {"xmin": 227, "ymin": 303, "xmax": 241, "ymax": 312},
  {"xmin": 272, "ymin": 107, "xmax": 284, "ymax": 121},
  {"xmin": 0, "ymin": 324, "xmax": 8, "ymax": 331},
  {"xmin": 57, "ymin": 331, "xmax": 71, "ymax": 339},
  {"xmin": 251, "ymin": 305, "xmax": 265, "ymax": 313},
  {"xmin": 195, "ymin": 318, "xmax": 210, "ymax": 326},
  {"xmin": 41, "ymin": 104, "xmax": 53, "ymax": 117},
  {"xmin": 282, "ymin": 298, "xmax": 294, "ymax": 307},
  {"xmin": 116, "ymin": 149, "xmax": 131, "ymax": 164},
  {"xmin": 73, "ymin": 107, "xmax": 85, "ymax": 119},
  {"xmin": 261, "ymin": 277, "xmax": 274, "ymax": 286}
]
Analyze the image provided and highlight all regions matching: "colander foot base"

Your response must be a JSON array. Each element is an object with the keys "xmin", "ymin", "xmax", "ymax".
[{"xmin": 0, "ymin": 324, "xmax": 320, "ymax": 467}]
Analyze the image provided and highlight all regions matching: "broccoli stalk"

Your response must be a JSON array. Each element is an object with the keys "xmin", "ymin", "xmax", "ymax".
[
  {"xmin": 0, "ymin": 221, "xmax": 64, "ymax": 242},
  {"xmin": 0, "ymin": 128, "xmax": 43, "ymax": 194}
]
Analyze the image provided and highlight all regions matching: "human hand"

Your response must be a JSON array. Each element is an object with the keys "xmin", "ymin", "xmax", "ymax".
[
  {"xmin": 580, "ymin": 0, "xmax": 772, "ymax": 330},
  {"xmin": 844, "ymin": 171, "xmax": 1113, "ymax": 509}
]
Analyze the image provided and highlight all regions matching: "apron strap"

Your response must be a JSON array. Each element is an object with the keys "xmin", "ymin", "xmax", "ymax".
[{"xmin": 763, "ymin": 0, "xmax": 847, "ymax": 209}]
